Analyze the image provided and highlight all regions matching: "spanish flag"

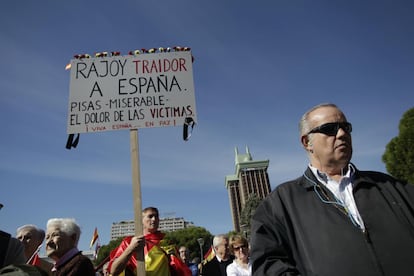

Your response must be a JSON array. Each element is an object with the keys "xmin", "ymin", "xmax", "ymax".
[
  {"xmin": 90, "ymin": 227, "xmax": 99, "ymax": 248},
  {"xmin": 203, "ymin": 246, "xmax": 215, "ymax": 264}
]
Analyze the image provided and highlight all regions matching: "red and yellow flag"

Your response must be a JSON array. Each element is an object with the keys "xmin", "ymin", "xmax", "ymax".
[
  {"xmin": 203, "ymin": 246, "xmax": 215, "ymax": 264},
  {"xmin": 90, "ymin": 227, "xmax": 99, "ymax": 248}
]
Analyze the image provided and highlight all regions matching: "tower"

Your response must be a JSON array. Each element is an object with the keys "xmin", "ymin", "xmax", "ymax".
[{"xmin": 225, "ymin": 146, "xmax": 271, "ymax": 232}]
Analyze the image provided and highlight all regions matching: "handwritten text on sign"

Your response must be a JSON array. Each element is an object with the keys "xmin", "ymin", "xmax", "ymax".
[{"xmin": 67, "ymin": 51, "xmax": 197, "ymax": 134}]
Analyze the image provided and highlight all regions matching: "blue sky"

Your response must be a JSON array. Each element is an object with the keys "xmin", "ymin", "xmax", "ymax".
[{"xmin": 1, "ymin": 0, "xmax": 413, "ymax": 252}]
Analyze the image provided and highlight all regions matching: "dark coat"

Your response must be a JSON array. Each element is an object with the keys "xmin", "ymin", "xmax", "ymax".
[
  {"xmin": 54, "ymin": 252, "xmax": 95, "ymax": 276},
  {"xmin": 250, "ymin": 166, "xmax": 414, "ymax": 276},
  {"xmin": 202, "ymin": 256, "xmax": 233, "ymax": 276}
]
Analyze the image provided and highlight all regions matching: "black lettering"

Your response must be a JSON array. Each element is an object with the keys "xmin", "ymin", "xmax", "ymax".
[
  {"xmin": 76, "ymin": 62, "xmax": 87, "ymax": 79},
  {"xmin": 128, "ymin": 78, "xmax": 138, "ymax": 94},
  {"xmin": 99, "ymin": 60, "xmax": 108, "ymax": 77},
  {"xmin": 169, "ymin": 76, "xmax": 181, "ymax": 91},
  {"xmin": 87, "ymin": 62, "xmax": 98, "ymax": 78},
  {"xmin": 119, "ymin": 79, "xmax": 127, "ymax": 95},
  {"xmin": 118, "ymin": 59, "xmax": 127, "ymax": 75},
  {"xmin": 157, "ymin": 75, "xmax": 168, "ymax": 92},
  {"xmin": 110, "ymin": 60, "xmax": 119, "ymax": 76},
  {"xmin": 90, "ymin": 82, "xmax": 103, "ymax": 97}
]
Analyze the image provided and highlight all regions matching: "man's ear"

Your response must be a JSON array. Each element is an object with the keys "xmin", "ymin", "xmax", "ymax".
[{"xmin": 301, "ymin": 135, "xmax": 312, "ymax": 151}]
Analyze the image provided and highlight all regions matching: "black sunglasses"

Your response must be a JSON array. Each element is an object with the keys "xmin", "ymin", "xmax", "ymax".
[
  {"xmin": 233, "ymin": 245, "xmax": 248, "ymax": 251},
  {"xmin": 307, "ymin": 122, "xmax": 352, "ymax": 136}
]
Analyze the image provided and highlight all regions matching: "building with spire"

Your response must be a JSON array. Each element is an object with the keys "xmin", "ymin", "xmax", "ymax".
[{"xmin": 225, "ymin": 147, "xmax": 271, "ymax": 232}]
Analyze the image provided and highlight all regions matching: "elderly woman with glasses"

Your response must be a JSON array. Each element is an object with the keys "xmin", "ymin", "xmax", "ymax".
[{"xmin": 226, "ymin": 234, "xmax": 251, "ymax": 276}]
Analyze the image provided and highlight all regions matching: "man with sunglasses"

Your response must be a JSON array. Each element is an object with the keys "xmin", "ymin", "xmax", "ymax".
[{"xmin": 250, "ymin": 103, "xmax": 414, "ymax": 276}]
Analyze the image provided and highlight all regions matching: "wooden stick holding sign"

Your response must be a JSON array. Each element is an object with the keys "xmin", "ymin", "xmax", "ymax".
[{"xmin": 130, "ymin": 129, "xmax": 146, "ymax": 276}]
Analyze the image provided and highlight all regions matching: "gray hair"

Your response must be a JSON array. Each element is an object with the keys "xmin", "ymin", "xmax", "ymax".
[
  {"xmin": 213, "ymin": 234, "xmax": 228, "ymax": 248},
  {"xmin": 46, "ymin": 218, "xmax": 81, "ymax": 246},
  {"xmin": 16, "ymin": 224, "xmax": 45, "ymax": 240},
  {"xmin": 299, "ymin": 103, "xmax": 340, "ymax": 136}
]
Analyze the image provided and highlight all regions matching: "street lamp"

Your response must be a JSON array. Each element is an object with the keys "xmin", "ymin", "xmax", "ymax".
[
  {"xmin": 240, "ymin": 224, "xmax": 249, "ymax": 239},
  {"xmin": 197, "ymin": 238, "xmax": 204, "ymax": 261}
]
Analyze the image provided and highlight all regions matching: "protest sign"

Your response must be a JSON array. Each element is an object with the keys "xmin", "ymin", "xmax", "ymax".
[{"xmin": 67, "ymin": 50, "xmax": 197, "ymax": 134}]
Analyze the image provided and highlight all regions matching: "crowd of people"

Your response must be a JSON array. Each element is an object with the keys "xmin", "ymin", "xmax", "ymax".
[
  {"xmin": 105, "ymin": 207, "xmax": 251, "ymax": 276},
  {"xmin": 2, "ymin": 103, "xmax": 414, "ymax": 276},
  {"xmin": 0, "ymin": 208, "xmax": 251, "ymax": 276}
]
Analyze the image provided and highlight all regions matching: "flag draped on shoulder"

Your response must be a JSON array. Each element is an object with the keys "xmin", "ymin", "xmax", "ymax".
[
  {"xmin": 107, "ymin": 233, "xmax": 191, "ymax": 276},
  {"xmin": 90, "ymin": 227, "xmax": 99, "ymax": 248},
  {"xmin": 145, "ymin": 244, "xmax": 171, "ymax": 276}
]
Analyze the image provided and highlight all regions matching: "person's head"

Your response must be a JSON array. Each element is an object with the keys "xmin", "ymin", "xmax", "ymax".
[
  {"xmin": 16, "ymin": 225, "xmax": 45, "ymax": 260},
  {"xmin": 102, "ymin": 262, "xmax": 109, "ymax": 276},
  {"xmin": 213, "ymin": 234, "xmax": 230, "ymax": 260},
  {"xmin": 229, "ymin": 234, "xmax": 249, "ymax": 262},
  {"xmin": 142, "ymin": 207, "xmax": 159, "ymax": 234},
  {"xmin": 45, "ymin": 218, "xmax": 80, "ymax": 261},
  {"xmin": 300, "ymin": 103, "xmax": 353, "ymax": 174},
  {"xmin": 179, "ymin": 246, "xmax": 190, "ymax": 264},
  {"xmin": 192, "ymin": 257, "xmax": 200, "ymax": 264}
]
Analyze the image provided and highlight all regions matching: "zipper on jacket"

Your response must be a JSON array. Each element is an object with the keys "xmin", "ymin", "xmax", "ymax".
[
  {"xmin": 362, "ymin": 228, "xmax": 385, "ymax": 275},
  {"xmin": 315, "ymin": 183, "xmax": 384, "ymax": 274},
  {"xmin": 314, "ymin": 184, "xmax": 359, "ymax": 228}
]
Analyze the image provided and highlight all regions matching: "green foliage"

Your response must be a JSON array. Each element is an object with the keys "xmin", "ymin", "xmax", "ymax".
[
  {"xmin": 94, "ymin": 236, "xmax": 124, "ymax": 266},
  {"xmin": 240, "ymin": 193, "xmax": 262, "ymax": 238},
  {"xmin": 382, "ymin": 107, "xmax": 414, "ymax": 184},
  {"xmin": 163, "ymin": 226, "xmax": 213, "ymax": 261}
]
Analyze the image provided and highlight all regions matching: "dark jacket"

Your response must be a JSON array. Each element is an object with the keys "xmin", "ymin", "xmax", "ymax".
[
  {"xmin": 250, "ymin": 166, "xmax": 414, "ymax": 276},
  {"xmin": 54, "ymin": 252, "xmax": 95, "ymax": 276},
  {"xmin": 202, "ymin": 256, "xmax": 233, "ymax": 276}
]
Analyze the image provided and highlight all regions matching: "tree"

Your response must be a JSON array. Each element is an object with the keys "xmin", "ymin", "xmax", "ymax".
[
  {"xmin": 94, "ymin": 236, "xmax": 124, "ymax": 267},
  {"xmin": 382, "ymin": 107, "xmax": 414, "ymax": 184},
  {"xmin": 163, "ymin": 226, "xmax": 213, "ymax": 261},
  {"xmin": 239, "ymin": 193, "xmax": 262, "ymax": 238}
]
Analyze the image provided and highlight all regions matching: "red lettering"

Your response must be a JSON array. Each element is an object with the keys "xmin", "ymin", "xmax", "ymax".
[{"xmin": 133, "ymin": 58, "xmax": 188, "ymax": 74}]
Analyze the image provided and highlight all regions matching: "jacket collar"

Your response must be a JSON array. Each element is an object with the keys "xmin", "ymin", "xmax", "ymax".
[
  {"xmin": 302, "ymin": 163, "xmax": 383, "ymax": 193},
  {"xmin": 302, "ymin": 167, "xmax": 319, "ymax": 189}
]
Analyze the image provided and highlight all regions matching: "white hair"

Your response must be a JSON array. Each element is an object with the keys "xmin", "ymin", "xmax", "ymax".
[{"xmin": 46, "ymin": 218, "xmax": 81, "ymax": 246}]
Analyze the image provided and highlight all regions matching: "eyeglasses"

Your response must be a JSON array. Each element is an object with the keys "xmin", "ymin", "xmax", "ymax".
[
  {"xmin": 233, "ymin": 245, "xmax": 248, "ymax": 251},
  {"xmin": 307, "ymin": 122, "xmax": 352, "ymax": 136}
]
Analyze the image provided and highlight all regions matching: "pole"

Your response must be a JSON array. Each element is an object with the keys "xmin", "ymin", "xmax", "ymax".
[
  {"xmin": 130, "ymin": 129, "xmax": 146, "ymax": 276},
  {"xmin": 197, "ymin": 238, "xmax": 204, "ymax": 262}
]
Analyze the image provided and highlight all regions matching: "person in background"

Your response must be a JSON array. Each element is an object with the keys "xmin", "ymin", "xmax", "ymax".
[
  {"xmin": 191, "ymin": 257, "xmax": 200, "ymax": 271},
  {"xmin": 250, "ymin": 103, "xmax": 414, "ymax": 276},
  {"xmin": 102, "ymin": 262, "xmax": 109, "ymax": 276},
  {"xmin": 45, "ymin": 218, "xmax": 95, "ymax": 276},
  {"xmin": 108, "ymin": 206, "xmax": 191, "ymax": 276},
  {"xmin": 16, "ymin": 224, "xmax": 44, "ymax": 263},
  {"xmin": 0, "ymin": 230, "xmax": 25, "ymax": 269},
  {"xmin": 16, "ymin": 224, "xmax": 53, "ymax": 274},
  {"xmin": 0, "ymin": 204, "xmax": 25, "ymax": 268},
  {"xmin": 179, "ymin": 246, "xmax": 198, "ymax": 276},
  {"xmin": 201, "ymin": 234, "xmax": 233, "ymax": 276},
  {"xmin": 226, "ymin": 234, "xmax": 251, "ymax": 276}
]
